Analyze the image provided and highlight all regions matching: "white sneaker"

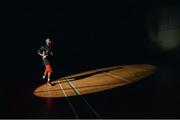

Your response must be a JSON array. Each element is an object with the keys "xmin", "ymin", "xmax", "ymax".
[{"xmin": 47, "ymin": 82, "xmax": 52, "ymax": 86}]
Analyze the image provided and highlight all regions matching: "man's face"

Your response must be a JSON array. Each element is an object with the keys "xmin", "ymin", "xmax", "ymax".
[{"xmin": 46, "ymin": 38, "xmax": 52, "ymax": 45}]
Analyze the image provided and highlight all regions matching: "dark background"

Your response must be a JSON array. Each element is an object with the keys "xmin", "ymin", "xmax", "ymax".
[{"xmin": 0, "ymin": 0, "xmax": 179, "ymax": 118}]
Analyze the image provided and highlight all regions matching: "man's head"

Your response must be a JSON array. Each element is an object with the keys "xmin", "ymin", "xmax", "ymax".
[{"xmin": 45, "ymin": 38, "xmax": 52, "ymax": 46}]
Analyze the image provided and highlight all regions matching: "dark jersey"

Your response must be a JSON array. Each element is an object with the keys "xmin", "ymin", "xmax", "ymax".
[{"xmin": 38, "ymin": 44, "xmax": 53, "ymax": 65}]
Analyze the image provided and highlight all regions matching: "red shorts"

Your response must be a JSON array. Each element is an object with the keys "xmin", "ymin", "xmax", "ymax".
[{"xmin": 45, "ymin": 64, "xmax": 53, "ymax": 73}]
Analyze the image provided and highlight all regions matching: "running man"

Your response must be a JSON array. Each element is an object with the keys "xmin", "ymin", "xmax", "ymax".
[{"xmin": 37, "ymin": 38, "xmax": 53, "ymax": 86}]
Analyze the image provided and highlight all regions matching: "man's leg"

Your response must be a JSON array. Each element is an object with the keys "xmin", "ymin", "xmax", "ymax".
[
  {"xmin": 46, "ymin": 64, "xmax": 53, "ymax": 86},
  {"xmin": 47, "ymin": 72, "xmax": 52, "ymax": 86},
  {"xmin": 47, "ymin": 72, "xmax": 52, "ymax": 82},
  {"xmin": 43, "ymin": 71, "xmax": 47, "ymax": 79}
]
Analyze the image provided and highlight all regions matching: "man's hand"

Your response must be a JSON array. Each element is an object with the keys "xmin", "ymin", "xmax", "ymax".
[
  {"xmin": 43, "ymin": 55, "xmax": 47, "ymax": 59},
  {"xmin": 42, "ymin": 51, "xmax": 47, "ymax": 59},
  {"xmin": 51, "ymin": 52, "xmax": 53, "ymax": 56}
]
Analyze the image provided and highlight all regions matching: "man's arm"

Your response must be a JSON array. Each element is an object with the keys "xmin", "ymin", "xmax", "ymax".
[
  {"xmin": 37, "ymin": 47, "xmax": 43, "ymax": 57},
  {"xmin": 37, "ymin": 47, "xmax": 47, "ymax": 58},
  {"xmin": 38, "ymin": 51, "xmax": 44, "ymax": 57},
  {"xmin": 50, "ymin": 52, "xmax": 53, "ymax": 56}
]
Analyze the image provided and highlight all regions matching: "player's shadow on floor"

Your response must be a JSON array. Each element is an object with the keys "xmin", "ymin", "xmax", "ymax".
[
  {"xmin": 51, "ymin": 67, "xmax": 123, "ymax": 86},
  {"xmin": 34, "ymin": 82, "xmax": 127, "ymax": 94}
]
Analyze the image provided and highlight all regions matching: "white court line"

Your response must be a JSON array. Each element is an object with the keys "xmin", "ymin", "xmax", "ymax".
[
  {"xmin": 64, "ymin": 77, "xmax": 102, "ymax": 119},
  {"xmin": 64, "ymin": 77, "xmax": 81, "ymax": 95},
  {"xmin": 57, "ymin": 80, "xmax": 79, "ymax": 119},
  {"xmin": 104, "ymin": 72, "xmax": 131, "ymax": 83},
  {"xmin": 58, "ymin": 81, "xmax": 67, "ymax": 97}
]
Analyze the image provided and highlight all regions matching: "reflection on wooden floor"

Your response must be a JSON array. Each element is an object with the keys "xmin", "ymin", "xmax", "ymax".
[{"xmin": 33, "ymin": 64, "xmax": 157, "ymax": 98}]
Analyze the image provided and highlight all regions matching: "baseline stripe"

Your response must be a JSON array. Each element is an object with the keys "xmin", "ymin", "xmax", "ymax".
[
  {"xmin": 64, "ymin": 77, "xmax": 102, "ymax": 119},
  {"xmin": 58, "ymin": 81, "xmax": 79, "ymax": 119}
]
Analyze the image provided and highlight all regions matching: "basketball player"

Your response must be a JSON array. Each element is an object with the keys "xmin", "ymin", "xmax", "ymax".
[{"xmin": 37, "ymin": 38, "xmax": 53, "ymax": 86}]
